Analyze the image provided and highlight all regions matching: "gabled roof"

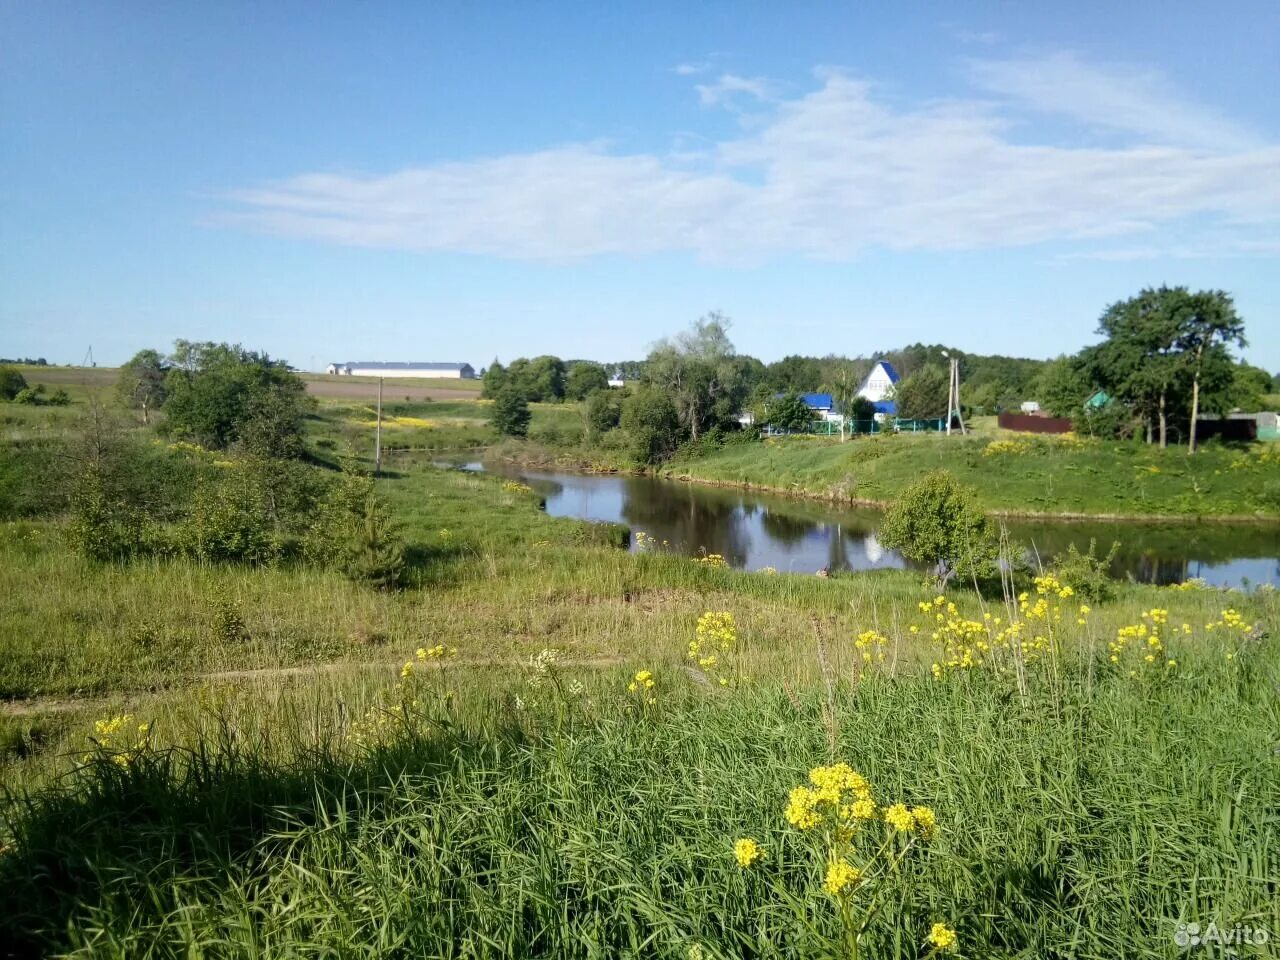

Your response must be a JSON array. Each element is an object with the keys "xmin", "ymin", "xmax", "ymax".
[
  {"xmin": 870, "ymin": 360, "xmax": 900, "ymax": 383},
  {"xmin": 872, "ymin": 400, "xmax": 897, "ymax": 414}
]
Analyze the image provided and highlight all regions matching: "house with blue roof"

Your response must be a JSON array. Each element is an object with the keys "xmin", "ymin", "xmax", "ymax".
[{"xmin": 858, "ymin": 360, "xmax": 901, "ymax": 417}]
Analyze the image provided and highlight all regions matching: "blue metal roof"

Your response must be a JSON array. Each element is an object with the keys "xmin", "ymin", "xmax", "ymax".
[
  {"xmin": 799, "ymin": 392, "xmax": 834, "ymax": 410},
  {"xmin": 872, "ymin": 400, "xmax": 898, "ymax": 414},
  {"xmin": 875, "ymin": 360, "xmax": 901, "ymax": 383}
]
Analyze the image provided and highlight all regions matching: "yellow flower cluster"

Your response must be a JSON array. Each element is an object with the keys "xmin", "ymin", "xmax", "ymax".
[
  {"xmin": 854, "ymin": 629, "xmax": 888, "ymax": 665},
  {"xmin": 1108, "ymin": 609, "xmax": 1178, "ymax": 673},
  {"xmin": 627, "ymin": 669, "xmax": 658, "ymax": 705},
  {"xmin": 734, "ymin": 837, "xmax": 764, "ymax": 868},
  {"xmin": 693, "ymin": 553, "xmax": 728, "ymax": 568},
  {"xmin": 823, "ymin": 860, "xmax": 861, "ymax": 895},
  {"xmin": 983, "ymin": 438, "xmax": 1032, "ymax": 457},
  {"xmin": 1206, "ymin": 608, "xmax": 1255, "ymax": 636},
  {"xmin": 85, "ymin": 714, "xmax": 152, "ymax": 767},
  {"xmin": 689, "ymin": 612, "xmax": 737, "ymax": 684},
  {"xmin": 928, "ymin": 922, "xmax": 959, "ymax": 951},
  {"xmin": 1228, "ymin": 446, "xmax": 1280, "ymax": 470},
  {"xmin": 1167, "ymin": 578, "xmax": 1208, "ymax": 591}
]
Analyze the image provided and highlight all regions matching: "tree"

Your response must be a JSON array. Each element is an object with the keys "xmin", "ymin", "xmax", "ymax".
[
  {"xmin": 1177, "ymin": 290, "xmax": 1246, "ymax": 452},
  {"xmin": 1034, "ymin": 355, "xmax": 1093, "ymax": 418},
  {"xmin": 584, "ymin": 389, "xmax": 622, "ymax": 438},
  {"xmin": 481, "ymin": 359, "xmax": 507, "ymax": 398},
  {"xmin": 162, "ymin": 342, "xmax": 311, "ymax": 455},
  {"xmin": 0, "ymin": 365, "xmax": 27, "ymax": 401},
  {"xmin": 765, "ymin": 355, "xmax": 822, "ymax": 393},
  {"xmin": 645, "ymin": 313, "xmax": 750, "ymax": 442},
  {"xmin": 116, "ymin": 349, "xmax": 169, "ymax": 423},
  {"xmin": 827, "ymin": 365, "xmax": 862, "ymax": 441},
  {"xmin": 565, "ymin": 361, "xmax": 609, "ymax": 400},
  {"xmin": 893, "ymin": 365, "xmax": 949, "ymax": 420},
  {"xmin": 765, "ymin": 392, "xmax": 812, "ymax": 431},
  {"xmin": 491, "ymin": 387, "xmax": 531, "ymax": 437},
  {"xmin": 847, "ymin": 396, "xmax": 877, "ymax": 432},
  {"xmin": 878, "ymin": 471, "xmax": 997, "ymax": 586},
  {"xmin": 620, "ymin": 384, "xmax": 681, "ymax": 463}
]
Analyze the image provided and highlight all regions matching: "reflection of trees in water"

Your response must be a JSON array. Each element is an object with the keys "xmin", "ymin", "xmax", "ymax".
[
  {"xmin": 620, "ymin": 478, "xmax": 754, "ymax": 566},
  {"xmin": 760, "ymin": 509, "xmax": 812, "ymax": 546}
]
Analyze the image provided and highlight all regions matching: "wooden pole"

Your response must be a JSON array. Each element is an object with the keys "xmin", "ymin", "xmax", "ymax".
[{"xmin": 375, "ymin": 377, "xmax": 383, "ymax": 475}]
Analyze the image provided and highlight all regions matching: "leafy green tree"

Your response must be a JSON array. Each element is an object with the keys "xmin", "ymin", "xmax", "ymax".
[
  {"xmin": 584, "ymin": 389, "xmax": 622, "ymax": 438},
  {"xmin": 620, "ymin": 384, "xmax": 681, "ymax": 463},
  {"xmin": 645, "ymin": 313, "xmax": 750, "ymax": 442},
  {"xmin": 481, "ymin": 360, "xmax": 508, "ymax": 398},
  {"xmin": 491, "ymin": 387, "xmax": 531, "ymax": 437},
  {"xmin": 826, "ymin": 365, "xmax": 862, "ymax": 440},
  {"xmin": 765, "ymin": 392, "xmax": 813, "ymax": 431},
  {"xmin": 847, "ymin": 396, "xmax": 877, "ymax": 431},
  {"xmin": 305, "ymin": 470, "xmax": 404, "ymax": 589},
  {"xmin": 765, "ymin": 355, "xmax": 822, "ymax": 393},
  {"xmin": 1034, "ymin": 355, "xmax": 1093, "ymax": 418},
  {"xmin": 1177, "ymin": 290, "xmax": 1246, "ymax": 452},
  {"xmin": 0, "ymin": 365, "xmax": 28, "ymax": 401},
  {"xmin": 162, "ymin": 342, "xmax": 311, "ymax": 455},
  {"xmin": 893, "ymin": 364, "xmax": 949, "ymax": 420},
  {"xmin": 878, "ymin": 470, "xmax": 997, "ymax": 586},
  {"xmin": 116, "ymin": 349, "xmax": 169, "ymax": 423},
  {"xmin": 565, "ymin": 361, "xmax": 609, "ymax": 400}
]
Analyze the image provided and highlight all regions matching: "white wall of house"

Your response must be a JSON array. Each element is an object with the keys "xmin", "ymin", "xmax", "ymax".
[
  {"xmin": 858, "ymin": 363, "xmax": 896, "ymax": 402},
  {"xmin": 346, "ymin": 366, "xmax": 469, "ymax": 379}
]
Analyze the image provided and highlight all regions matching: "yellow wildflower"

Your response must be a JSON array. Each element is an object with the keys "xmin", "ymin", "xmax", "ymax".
[
  {"xmin": 884, "ymin": 803, "xmax": 914, "ymax": 832},
  {"xmin": 733, "ymin": 838, "xmax": 764, "ymax": 868},
  {"xmin": 823, "ymin": 860, "xmax": 861, "ymax": 897},
  {"xmin": 927, "ymin": 922, "xmax": 958, "ymax": 951}
]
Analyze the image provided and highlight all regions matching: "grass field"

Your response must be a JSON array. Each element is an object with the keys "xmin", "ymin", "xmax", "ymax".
[
  {"xmin": 663, "ymin": 432, "xmax": 1280, "ymax": 519},
  {"xmin": 2, "ymin": 380, "xmax": 1279, "ymax": 958}
]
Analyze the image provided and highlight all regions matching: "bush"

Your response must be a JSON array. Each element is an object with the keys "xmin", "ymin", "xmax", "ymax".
[
  {"xmin": 47, "ymin": 388, "xmax": 70, "ymax": 406},
  {"xmin": 66, "ymin": 469, "xmax": 147, "ymax": 562},
  {"xmin": 765, "ymin": 393, "xmax": 812, "ymax": 431},
  {"xmin": 1049, "ymin": 539, "xmax": 1121, "ymax": 602},
  {"xmin": 585, "ymin": 391, "xmax": 622, "ymax": 438},
  {"xmin": 179, "ymin": 471, "xmax": 281, "ymax": 565},
  {"xmin": 12, "ymin": 387, "xmax": 40, "ymax": 405},
  {"xmin": 491, "ymin": 388, "xmax": 531, "ymax": 438},
  {"xmin": 305, "ymin": 472, "xmax": 405, "ymax": 589},
  {"xmin": 621, "ymin": 386, "xmax": 682, "ymax": 464},
  {"xmin": 878, "ymin": 470, "xmax": 997, "ymax": 585},
  {"xmin": 0, "ymin": 366, "xmax": 27, "ymax": 401}
]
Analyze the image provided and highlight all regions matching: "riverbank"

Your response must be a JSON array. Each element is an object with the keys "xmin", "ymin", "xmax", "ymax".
[{"xmin": 481, "ymin": 432, "xmax": 1280, "ymax": 523}]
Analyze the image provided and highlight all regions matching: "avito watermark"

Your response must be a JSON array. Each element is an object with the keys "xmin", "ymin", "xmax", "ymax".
[{"xmin": 1175, "ymin": 921, "xmax": 1270, "ymax": 951}]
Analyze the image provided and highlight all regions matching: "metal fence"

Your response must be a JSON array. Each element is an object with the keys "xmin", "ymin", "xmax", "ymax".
[{"xmin": 762, "ymin": 417, "xmax": 947, "ymax": 437}]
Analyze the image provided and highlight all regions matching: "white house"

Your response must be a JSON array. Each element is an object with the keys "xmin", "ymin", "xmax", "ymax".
[
  {"xmin": 1020, "ymin": 401, "xmax": 1041, "ymax": 414},
  {"xmin": 857, "ymin": 360, "xmax": 901, "ymax": 419},
  {"xmin": 326, "ymin": 361, "xmax": 476, "ymax": 379},
  {"xmin": 607, "ymin": 369, "xmax": 626, "ymax": 388}
]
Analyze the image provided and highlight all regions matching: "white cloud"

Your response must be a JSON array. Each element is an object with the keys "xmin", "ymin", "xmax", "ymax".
[
  {"xmin": 222, "ymin": 60, "xmax": 1280, "ymax": 263},
  {"xmin": 968, "ymin": 52, "xmax": 1261, "ymax": 150},
  {"xmin": 672, "ymin": 61, "xmax": 709, "ymax": 76},
  {"xmin": 695, "ymin": 73, "xmax": 777, "ymax": 107}
]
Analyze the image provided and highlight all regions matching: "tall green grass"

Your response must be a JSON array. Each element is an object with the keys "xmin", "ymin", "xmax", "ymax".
[{"xmin": 2, "ymin": 635, "xmax": 1276, "ymax": 958}]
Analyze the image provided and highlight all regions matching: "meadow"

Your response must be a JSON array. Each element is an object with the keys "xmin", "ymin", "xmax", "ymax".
[{"xmin": 1, "ymin": 373, "xmax": 1278, "ymax": 958}]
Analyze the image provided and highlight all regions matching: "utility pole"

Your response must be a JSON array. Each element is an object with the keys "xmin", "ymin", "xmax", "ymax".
[
  {"xmin": 943, "ymin": 352, "xmax": 967, "ymax": 436},
  {"xmin": 375, "ymin": 377, "xmax": 383, "ymax": 475}
]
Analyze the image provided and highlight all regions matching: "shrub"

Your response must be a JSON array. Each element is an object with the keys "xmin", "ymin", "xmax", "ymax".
[
  {"xmin": 179, "ymin": 472, "xmax": 281, "ymax": 565},
  {"xmin": 47, "ymin": 388, "xmax": 70, "ymax": 406},
  {"xmin": 12, "ymin": 387, "xmax": 40, "ymax": 405},
  {"xmin": 305, "ymin": 472, "xmax": 405, "ymax": 589},
  {"xmin": 491, "ymin": 388, "xmax": 531, "ymax": 438},
  {"xmin": 1049, "ymin": 538, "xmax": 1121, "ymax": 603},
  {"xmin": 878, "ymin": 470, "xmax": 997, "ymax": 585},
  {"xmin": 66, "ymin": 469, "xmax": 146, "ymax": 562},
  {"xmin": 584, "ymin": 390, "xmax": 622, "ymax": 437},
  {"xmin": 0, "ymin": 366, "xmax": 27, "ymax": 401},
  {"xmin": 765, "ymin": 393, "xmax": 812, "ymax": 431},
  {"xmin": 621, "ymin": 385, "xmax": 681, "ymax": 464}
]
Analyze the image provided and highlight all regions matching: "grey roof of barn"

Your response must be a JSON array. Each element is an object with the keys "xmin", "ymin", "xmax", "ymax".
[{"xmin": 336, "ymin": 361, "xmax": 473, "ymax": 370}]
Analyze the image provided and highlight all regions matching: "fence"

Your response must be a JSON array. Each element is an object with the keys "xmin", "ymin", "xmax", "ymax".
[
  {"xmin": 763, "ymin": 417, "xmax": 947, "ymax": 437},
  {"xmin": 997, "ymin": 412, "xmax": 1074, "ymax": 434}
]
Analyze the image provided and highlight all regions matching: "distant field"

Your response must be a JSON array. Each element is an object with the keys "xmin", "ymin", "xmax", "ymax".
[{"xmin": 303, "ymin": 373, "xmax": 483, "ymax": 402}]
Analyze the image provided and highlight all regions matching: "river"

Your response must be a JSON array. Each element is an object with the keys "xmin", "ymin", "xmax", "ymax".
[{"xmin": 465, "ymin": 465, "xmax": 1280, "ymax": 588}]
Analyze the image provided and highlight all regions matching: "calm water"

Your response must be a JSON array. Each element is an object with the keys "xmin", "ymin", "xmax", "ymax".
[{"xmin": 471, "ymin": 465, "xmax": 1280, "ymax": 589}]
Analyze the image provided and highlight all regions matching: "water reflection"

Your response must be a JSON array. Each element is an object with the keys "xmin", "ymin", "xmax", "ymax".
[{"xmin": 497, "ymin": 469, "xmax": 1280, "ymax": 589}]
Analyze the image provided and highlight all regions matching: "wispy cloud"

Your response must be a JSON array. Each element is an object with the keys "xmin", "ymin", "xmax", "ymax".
[
  {"xmin": 222, "ymin": 58, "xmax": 1280, "ymax": 263},
  {"xmin": 694, "ymin": 73, "xmax": 777, "ymax": 107},
  {"xmin": 968, "ymin": 52, "xmax": 1261, "ymax": 150},
  {"xmin": 672, "ymin": 61, "xmax": 709, "ymax": 76}
]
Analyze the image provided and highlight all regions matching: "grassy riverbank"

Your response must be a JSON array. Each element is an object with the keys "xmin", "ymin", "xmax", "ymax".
[{"xmin": 660, "ymin": 432, "xmax": 1280, "ymax": 520}]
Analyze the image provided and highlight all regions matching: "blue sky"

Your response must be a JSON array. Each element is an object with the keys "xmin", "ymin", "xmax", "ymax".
[{"xmin": 2, "ymin": 1, "xmax": 1278, "ymax": 371}]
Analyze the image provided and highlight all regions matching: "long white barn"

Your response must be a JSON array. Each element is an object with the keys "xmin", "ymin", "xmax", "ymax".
[{"xmin": 326, "ymin": 361, "xmax": 476, "ymax": 379}]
